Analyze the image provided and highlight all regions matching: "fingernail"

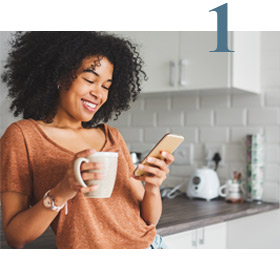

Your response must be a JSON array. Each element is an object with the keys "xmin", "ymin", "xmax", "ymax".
[
  {"xmin": 147, "ymin": 157, "xmax": 153, "ymax": 163},
  {"xmin": 161, "ymin": 151, "xmax": 167, "ymax": 157},
  {"xmin": 89, "ymin": 149, "xmax": 96, "ymax": 154},
  {"xmin": 139, "ymin": 164, "xmax": 144, "ymax": 170}
]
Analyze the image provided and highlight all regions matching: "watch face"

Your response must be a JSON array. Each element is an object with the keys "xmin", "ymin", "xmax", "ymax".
[{"xmin": 44, "ymin": 197, "xmax": 53, "ymax": 208}]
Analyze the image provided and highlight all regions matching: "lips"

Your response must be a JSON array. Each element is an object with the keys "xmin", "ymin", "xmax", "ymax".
[{"xmin": 81, "ymin": 98, "xmax": 98, "ymax": 112}]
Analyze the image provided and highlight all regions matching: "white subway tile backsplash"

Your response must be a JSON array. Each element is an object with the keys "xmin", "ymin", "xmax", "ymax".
[
  {"xmin": 129, "ymin": 98, "xmax": 145, "ymax": 112},
  {"xmin": 265, "ymin": 144, "xmax": 280, "ymax": 163},
  {"xmin": 265, "ymin": 164, "xmax": 280, "ymax": 182},
  {"xmin": 265, "ymin": 127, "xmax": 280, "ymax": 144},
  {"xmin": 193, "ymin": 144, "xmax": 204, "ymax": 162},
  {"xmin": 262, "ymin": 53, "xmax": 280, "ymax": 71},
  {"xmin": 170, "ymin": 127, "xmax": 198, "ymax": 143},
  {"xmin": 131, "ymin": 112, "xmax": 156, "ymax": 127},
  {"xmin": 248, "ymin": 108, "xmax": 279, "ymax": 125},
  {"xmin": 261, "ymin": 32, "xmax": 280, "ymax": 51},
  {"xmin": 144, "ymin": 96, "xmax": 170, "ymax": 112},
  {"xmin": 265, "ymin": 88, "xmax": 280, "ymax": 106},
  {"xmin": 0, "ymin": 32, "xmax": 13, "ymax": 62},
  {"xmin": 230, "ymin": 127, "xmax": 264, "ymax": 143},
  {"xmin": 225, "ymin": 144, "xmax": 246, "ymax": 162},
  {"xmin": 200, "ymin": 95, "xmax": 230, "ymax": 109},
  {"xmin": 186, "ymin": 110, "xmax": 213, "ymax": 126},
  {"xmin": 200, "ymin": 127, "xmax": 228, "ymax": 143},
  {"xmin": 215, "ymin": 109, "xmax": 246, "ymax": 126},
  {"xmin": 157, "ymin": 111, "xmax": 184, "ymax": 126},
  {"xmin": 108, "ymin": 111, "xmax": 131, "ymax": 127},
  {"xmin": 144, "ymin": 127, "xmax": 169, "ymax": 142},
  {"xmin": 171, "ymin": 95, "xmax": 198, "ymax": 110},
  {"xmin": 261, "ymin": 69, "xmax": 280, "ymax": 88},
  {"xmin": 231, "ymin": 94, "xmax": 263, "ymax": 108},
  {"xmin": 170, "ymin": 165, "xmax": 195, "ymax": 177},
  {"xmin": 131, "ymin": 143, "xmax": 154, "ymax": 154},
  {"xmin": 118, "ymin": 127, "xmax": 143, "ymax": 143},
  {"xmin": 262, "ymin": 182, "xmax": 279, "ymax": 203}
]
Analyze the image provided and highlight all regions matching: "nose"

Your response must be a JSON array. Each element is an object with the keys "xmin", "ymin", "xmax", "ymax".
[{"xmin": 89, "ymin": 83, "xmax": 103, "ymax": 101}]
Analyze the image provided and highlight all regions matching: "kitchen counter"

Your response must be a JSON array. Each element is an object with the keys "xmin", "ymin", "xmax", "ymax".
[
  {"xmin": 1, "ymin": 195, "xmax": 279, "ymax": 248},
  {"xmin": 157, "ymin": 194, "xmax": 280, "ymax": 236}
]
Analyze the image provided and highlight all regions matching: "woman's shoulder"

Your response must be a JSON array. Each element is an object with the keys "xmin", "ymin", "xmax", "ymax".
[
  {"xmin": 102, "ymin": 123, "xmax": 127, "ymax": 145},
  {"xmin": 1, "ymin": 119, "xmax": 37, "ymax": 140}
]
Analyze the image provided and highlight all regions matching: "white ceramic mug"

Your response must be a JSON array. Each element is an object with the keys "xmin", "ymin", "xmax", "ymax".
[
  {"xmin": 219, "ymin": 180, "xmax": 245, "ymax": 201},
  {"xmin": 74, "ymin": 152, "xmax": 118, "ymax": 198}
]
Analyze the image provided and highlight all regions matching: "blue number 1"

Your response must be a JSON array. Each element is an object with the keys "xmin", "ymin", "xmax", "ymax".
[{"xmin": 209, "ymin": 3, "xmax": 234, "ymax": 52}]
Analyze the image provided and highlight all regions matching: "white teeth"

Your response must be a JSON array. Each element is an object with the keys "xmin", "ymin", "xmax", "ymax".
[{"xmin": 82, "ymin": 100, "xmax": 97, "ymax": 109}]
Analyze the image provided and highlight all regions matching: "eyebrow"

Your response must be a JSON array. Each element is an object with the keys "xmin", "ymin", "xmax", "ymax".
[{"xmin": 82, "ymin": 68, "xmax": 113, "ymax": 82}]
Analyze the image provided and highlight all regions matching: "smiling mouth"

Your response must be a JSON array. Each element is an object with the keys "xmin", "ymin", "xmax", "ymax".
[{"xmin": 81, "ymin": 98, "xmax": 98, "ymax": 112}]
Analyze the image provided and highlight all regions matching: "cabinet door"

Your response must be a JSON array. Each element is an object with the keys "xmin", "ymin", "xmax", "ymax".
[
  {"xmin": 163, "ymin": 230, "xmax": 196, "ymax": 249},
  {"xmin": 196, "ymin": 222, "xmax": 227, "ymax": 249},
  {"xmin": 227, "ymin": 210, "xmax": 280, "ymax": 249},
  {"xmin": 113, "ymin": 31, "xmax": 180, "ymax": 93},
  {"xmin": 179, "ymin": 32, "xmax": 229, "ymax": 90}
]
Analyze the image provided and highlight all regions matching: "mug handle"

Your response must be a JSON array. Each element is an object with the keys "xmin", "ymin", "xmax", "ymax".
[
  {"xmin": 74, "ymin": 157, "xmax": 89, "ymax": 188},
  {"xmin": 219, "ymin": 185, "xmax": 227, "ymax": 197}
]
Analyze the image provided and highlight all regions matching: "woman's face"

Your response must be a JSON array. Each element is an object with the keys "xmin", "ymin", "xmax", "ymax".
[{"xmin": 57, "ymin": 55, "xmax": 114, "ymax": 123}]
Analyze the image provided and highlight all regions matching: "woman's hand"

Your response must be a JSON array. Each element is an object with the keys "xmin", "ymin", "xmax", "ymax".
[
  {"xmin": 133, "ymin": 151, "xmax": 174, "ymax": 191},
  {"xmin": 50, "ymin": 149, "xmax": 104, "ymax": 205}
]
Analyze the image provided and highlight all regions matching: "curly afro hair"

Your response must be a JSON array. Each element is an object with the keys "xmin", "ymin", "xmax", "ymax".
[{"xmin": 1, "ymin": 31, "xmax": 147, "ymax": 127}]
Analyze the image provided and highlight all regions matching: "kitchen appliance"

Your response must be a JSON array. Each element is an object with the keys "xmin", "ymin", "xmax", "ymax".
[{"xmin": 186, "ymin": 167, "xmax": 220, "ymax": 201}]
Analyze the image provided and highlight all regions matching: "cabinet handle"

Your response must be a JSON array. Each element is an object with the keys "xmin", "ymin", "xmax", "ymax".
[
  {"xmin": 169, "ymin": 61, "xmax": 176, "ymax": 87},
  {"xmin": 191, "ymin": 230, "xmax": 197, "ymax": 248},
  {"xmin": 179, "ymin": 59, "xmax": 188, "ymax": 86},
  {"xmin": 198, "ymin": 228, "xmax": 205, "ymax": 245}
]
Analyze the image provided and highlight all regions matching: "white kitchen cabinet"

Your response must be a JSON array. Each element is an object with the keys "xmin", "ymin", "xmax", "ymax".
[
  {"xmin": 163, "ymin": 222, "xmax": 227, "ymax": 249},
  {"xmin": 179, "ymin": 32, "xmax": 229, "ymax": 91},
  {"xmin": 112, "ymin": 31, "xmax": 180, "ymax": 93},
  {"xmin": 227, "ymin": 209, "xmax": 280, "ymax": 249},
  {"xmin": 113, "ymin": 31, "xmax": 261, "ymax": 95},
  {"xmin": 163, "ymin": 229, "xmax": 196, "ymax": 249}
]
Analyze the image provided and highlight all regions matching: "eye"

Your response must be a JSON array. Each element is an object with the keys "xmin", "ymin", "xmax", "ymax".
[
  {"xmin": 102, "ymin": 86, "xmax": 110, "ymax": 91},
  {"xmin": 83, "ymin": 78, "xmax": 94, "ymax": 84}
]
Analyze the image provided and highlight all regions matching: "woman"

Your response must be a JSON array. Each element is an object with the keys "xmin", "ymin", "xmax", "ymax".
[{"xmin": 0, "ymin": 31, "xmax": 173, "ymax": 249}]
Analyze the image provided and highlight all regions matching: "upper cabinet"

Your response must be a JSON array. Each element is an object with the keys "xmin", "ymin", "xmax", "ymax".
[{"xmin": 112, "ymin": 31, "xmax": 261, "ymax": 95}]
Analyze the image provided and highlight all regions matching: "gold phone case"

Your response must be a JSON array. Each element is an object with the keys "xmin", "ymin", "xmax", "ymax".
[{"xmin": 134, "ymin": 133, "xmax": 184, "ymax": 176}]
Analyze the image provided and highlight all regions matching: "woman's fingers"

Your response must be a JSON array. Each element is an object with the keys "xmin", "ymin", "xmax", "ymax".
[
  {"xmin": 81, "ymin": 161, "xmax": 105, "ymax": 171},
  {"xmin": 74, "ymin": 149, "xmax": 96, "ymax": 160},
  {"xmin": 80, "ymin": 185, "xmax": 99, "ymax": 193},
  {"xmin": 160, "ymin": 151, "xmax": 175, "ymax": 165},
  {"xmin": 139, "ymin": 163, "xmax": 168, "ymax": 177},
  {"xmin": 81, "ymin": 171, "xmax": 105, "ymax": 181}
]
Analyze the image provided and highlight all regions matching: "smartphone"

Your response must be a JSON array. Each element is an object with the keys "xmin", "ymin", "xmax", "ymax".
[{"xmin": 133, "ymin": 133, "xmax": 184, "ymax": 176}]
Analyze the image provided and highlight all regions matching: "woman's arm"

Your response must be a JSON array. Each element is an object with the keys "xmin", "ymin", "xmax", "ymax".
[
  {"xmin": 1, "ymin": 191, "xmax": 61, "ymax": 248},
  {"xmin": 1, "ymin": 149, "xmax": 103, "ymax": 249},
  {"xmin": 133, "ymin": 151, "xmax": 174, "ymax": 226}
]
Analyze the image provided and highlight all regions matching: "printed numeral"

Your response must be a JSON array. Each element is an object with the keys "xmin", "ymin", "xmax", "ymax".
[{"xmin": 209, "ymin": 3, "xmax": 234, "ymax": 52}]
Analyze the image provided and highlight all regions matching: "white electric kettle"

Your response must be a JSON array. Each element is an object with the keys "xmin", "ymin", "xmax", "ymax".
[{"xmin": 186, "ymin": 167, "xmax": 220, "ymax": 201}]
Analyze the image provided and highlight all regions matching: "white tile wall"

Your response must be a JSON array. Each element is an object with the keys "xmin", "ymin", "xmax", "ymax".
[
  {"xmin": 215, "ymin": 109, "xmax": 246, "ymax": 126},
  {"xmin": 186, "ymin": 109, "xmax": 213, "ymax": 126},
  {"xmin": 248, "ymin": 108, "xmax": 279, "ymax": 125}
]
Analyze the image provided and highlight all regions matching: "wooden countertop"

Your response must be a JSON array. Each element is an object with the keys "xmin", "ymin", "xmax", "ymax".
[
  {"xmin": 157, "ymin": 194, "xmax": 280, "ymax": 236},
  {"xmin": 1, "ymin": 195, "xmax": 279, "ymax": 248}
]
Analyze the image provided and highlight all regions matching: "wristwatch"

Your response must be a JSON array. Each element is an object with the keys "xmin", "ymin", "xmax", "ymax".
[{"xmin": 43, "ymin": 190, "xmax": 68, "ymax": 214}]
